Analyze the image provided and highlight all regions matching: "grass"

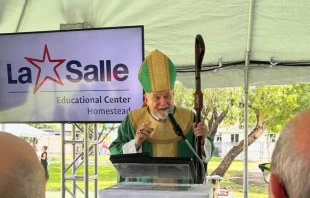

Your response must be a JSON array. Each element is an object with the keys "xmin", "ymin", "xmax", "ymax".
[
  {"xmin": 47, "ymin": 163, "xmax": 117, "ymax": 191},
  {"xmin": 46, "ymin": 156, "xmax": 268, "ymax": 197},
  {"xmin": 216, "ymin": 170, "xmax": 268, "ymax": 196},
  {"xmin": 233, "ymin": 192, "xmax": 268, "ymax": 198}
]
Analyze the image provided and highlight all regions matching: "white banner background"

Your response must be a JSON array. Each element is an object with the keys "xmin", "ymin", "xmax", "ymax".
[{"xmin": 0, "ymin": 26, "xmax": 144, "ymax": 122}]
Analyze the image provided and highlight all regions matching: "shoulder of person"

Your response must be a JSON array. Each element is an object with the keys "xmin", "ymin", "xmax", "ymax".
[
  {"xmin": 128, "ymin": 107, "xmax": 149, "ymax": 125},
  {"xmin": 129, "ymin": 106, "xmax": 148, "ymax": 115}
]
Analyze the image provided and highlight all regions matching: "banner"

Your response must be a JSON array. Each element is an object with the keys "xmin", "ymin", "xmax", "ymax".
[{"xmin": 0, "ymin": 26, "xmax": 144, "ymax": 122}]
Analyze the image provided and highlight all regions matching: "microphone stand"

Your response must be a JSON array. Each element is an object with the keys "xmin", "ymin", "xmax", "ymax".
[{"xmin": 172, "ymin": 127, "xmax": 206, "ymax": 185}]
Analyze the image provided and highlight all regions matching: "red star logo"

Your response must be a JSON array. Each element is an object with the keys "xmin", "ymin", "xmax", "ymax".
[{"xmin": 24, "ymin": 44, "xmax": 66, "ymax": 94}]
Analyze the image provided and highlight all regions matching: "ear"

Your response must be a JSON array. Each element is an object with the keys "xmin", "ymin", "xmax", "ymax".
[
  {"xmin": 269, "ymin": 174, "xmax": 286, "ymax": 198},
  {"xmin": 141, "ymin": 94, "xmax": 148, "ymax": 107}
]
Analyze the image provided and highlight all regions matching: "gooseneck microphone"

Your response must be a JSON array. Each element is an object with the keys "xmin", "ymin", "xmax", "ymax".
[
  {"xmin": 165, "ymin": 109, "xmax": 206, "ymax": 184},
  {"xmin": 165, "ymin": 109, "xmax": 184, "ymax": 137}
]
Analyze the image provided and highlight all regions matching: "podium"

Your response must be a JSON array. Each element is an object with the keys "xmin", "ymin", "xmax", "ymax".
[{"xmin": 99, "ymin": 153, "xmax": 213, "ymax": 198}]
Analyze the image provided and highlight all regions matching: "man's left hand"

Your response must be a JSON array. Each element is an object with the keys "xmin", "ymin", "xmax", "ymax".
[{"xmin": 193, "ymin": 121, "xmax": 208, "ymax": 142}]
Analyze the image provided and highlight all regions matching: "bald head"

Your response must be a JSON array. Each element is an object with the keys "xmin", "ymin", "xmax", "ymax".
[
  {"xmin": 290, "ymin": 108, "xmax": 310, "ymax": 159},
  {"xmin": 0, "ymin": 132, "xmax": 46, "ymax": 198},
  {"xmin": 270, "ymin": 108, "xmax": 310, "ymax": 198}
]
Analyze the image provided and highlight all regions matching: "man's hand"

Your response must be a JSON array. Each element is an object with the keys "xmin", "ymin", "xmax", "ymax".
[
  {"xmin": 135, "ymin": 121, "xmax": 154, "ymax": 149},
  {"xmin": 193, "ymin": 121, "xmax": 208, "ymax": 143}
]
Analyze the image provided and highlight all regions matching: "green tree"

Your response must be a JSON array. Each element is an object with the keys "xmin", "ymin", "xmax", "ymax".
[
  {"xmin": 211, "ymin": 85, "xmax": 302, "ymax": 176},
  {"xmin": 174, "ymin": 81, "xmax": 310, "ymax": 177},
  {"xmin": 174, "ymin": 81, "xmax": 243, "ymax": 139},
  {"xmin": 292, "ymin": 84, "xmax": 310, "ymax": 112}
]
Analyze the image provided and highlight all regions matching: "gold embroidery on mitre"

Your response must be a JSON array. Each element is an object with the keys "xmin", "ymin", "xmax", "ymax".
[
  {"xmin": 147, "ymin": 50, "xmax": 170, "ymax": 92},
  {"xmin": 129, "ymin": 107, "xmax": 194, "ymax": 157}
]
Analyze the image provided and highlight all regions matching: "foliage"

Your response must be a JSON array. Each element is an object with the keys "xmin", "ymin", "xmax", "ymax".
[
  {"xmin": 292, "ymin": 84, "xmax": 310, "ymax": 112},
  {"xmin": 174, "ymin": 81, "xmax": 243, "ymax": 137},
  {"xmin": 175, "ymin": 81, "xmax": 310, "ymax": 134},
  {"xmin": 174, "ymin": 81, "xmax": 195, "ymax": 108},
  {"xmin": 248, "ymin": 85, "xmax": 299, "ymax": 132},
  {"xmin": 174, "ymin": 81, "xmax": 310, "ymax": 176}
]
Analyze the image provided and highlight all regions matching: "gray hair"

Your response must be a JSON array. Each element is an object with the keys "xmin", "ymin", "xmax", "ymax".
[
  {"xmin": 271, "ymin": 119, "xmax": 310, "ymax": 198},
  {"xmin": 0, "ymin": 160, "xmax": 45, "ymax": 198}
]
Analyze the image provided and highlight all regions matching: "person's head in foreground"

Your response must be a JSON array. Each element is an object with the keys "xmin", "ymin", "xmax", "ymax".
[
  {"xmin": 0, "ymin": 132, "xmax": 46, "ymax": 198},
  {"xmin": 138, "ymin": 49, "xmax": 177, "ymax": 120},
  {"xmin": 269, "ymin": 108, "xmax": 310, "ymax": 198}
]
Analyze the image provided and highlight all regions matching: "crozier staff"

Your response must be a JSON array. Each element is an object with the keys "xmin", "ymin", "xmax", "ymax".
[{"xmin": 194, "ymin": 34, "xmax": 205, "ymax": 184}]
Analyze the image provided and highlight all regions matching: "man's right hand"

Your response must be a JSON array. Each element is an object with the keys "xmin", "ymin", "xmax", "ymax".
[{"xmin": 135, "ymin": 121, "xmax": 154, "ymax": 149}]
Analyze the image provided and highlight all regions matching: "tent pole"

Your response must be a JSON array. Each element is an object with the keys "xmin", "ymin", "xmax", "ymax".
[
  {"xmin": 244, "ymin": 0, "xmax": 255, "ymax": 197},
  {"xmin": 16, "ymin": 0, "xmax": 32, "ymax": 32},
  {"xmin": 84, "ymin": 123, "xmax": 89, "ymax": 198},
  {"xmin": 61, "ymin": 123, "xmax": 66, "ymax": 198}
]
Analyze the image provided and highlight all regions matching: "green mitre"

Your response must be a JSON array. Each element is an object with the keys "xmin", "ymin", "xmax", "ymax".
[{"xmin": 138, "ymin": 50, "xmax": 177, "ymax": 93}]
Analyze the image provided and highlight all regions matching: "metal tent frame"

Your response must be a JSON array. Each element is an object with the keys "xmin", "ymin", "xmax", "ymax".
[{"xmin": 61, "ymin": 123, "xmax": 99, "ymax": 198}]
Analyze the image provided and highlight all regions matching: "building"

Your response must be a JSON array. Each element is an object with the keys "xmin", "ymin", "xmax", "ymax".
[{"xmin": 214, "ymin": 125, "xmax": 278, "ymax": 161}]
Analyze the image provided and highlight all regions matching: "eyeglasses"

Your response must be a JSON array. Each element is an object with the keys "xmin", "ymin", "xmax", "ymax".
[{"xmin": 258, "ymin": 163, "xmax": 271, "ymax": 183}]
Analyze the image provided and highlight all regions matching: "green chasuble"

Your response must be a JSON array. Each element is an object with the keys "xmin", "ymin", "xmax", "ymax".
[{"xmin": 109, "ymin": 106, "xmax": 213, "ymax": 183}]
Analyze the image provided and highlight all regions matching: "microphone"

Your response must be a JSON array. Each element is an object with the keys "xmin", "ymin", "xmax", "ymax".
[
  {"xmin": 165, "ymin": 109, "xmax": 184, "ymax": 137},
  {"xmin": 165, "ymin": 109, "xmax": 206, "ymax": 184}
]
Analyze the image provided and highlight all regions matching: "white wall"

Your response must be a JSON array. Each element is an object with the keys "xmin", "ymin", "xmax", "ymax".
[{"xmin": 214, "ymin": 130, "xmax": 278, "ymax": 161}]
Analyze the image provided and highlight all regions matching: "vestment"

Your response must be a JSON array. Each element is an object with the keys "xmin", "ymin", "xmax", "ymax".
[{"xmin": 109, "ymin": 106, "xmax": 214, "ymax": 183}]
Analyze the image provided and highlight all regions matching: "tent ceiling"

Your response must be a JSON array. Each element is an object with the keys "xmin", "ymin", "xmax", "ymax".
[{"xmin": 1, "ymin": 0, "xmax": 310, "ymax": 88}]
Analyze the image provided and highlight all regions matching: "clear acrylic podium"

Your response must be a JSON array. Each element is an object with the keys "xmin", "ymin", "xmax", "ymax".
[{"xmin": 99, "ymin": 153, "xmax": 213, "ymax": 198}]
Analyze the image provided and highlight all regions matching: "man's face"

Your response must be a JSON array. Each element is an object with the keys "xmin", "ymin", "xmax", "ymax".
[{"xmin": 145, "ymin": 90, "xmax": 174, "ymax": 119}]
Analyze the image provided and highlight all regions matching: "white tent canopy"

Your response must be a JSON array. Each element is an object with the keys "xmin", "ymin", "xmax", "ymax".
[
  {"xmin": 1, "ymin": 0, "xmax": 310, "ymax": 88},
  {"xmin": 0, "ymin": 123, "xmax": 47, "ymax": 137}
]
